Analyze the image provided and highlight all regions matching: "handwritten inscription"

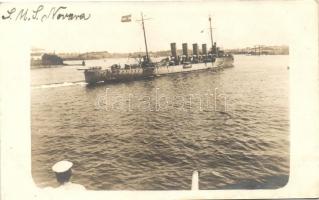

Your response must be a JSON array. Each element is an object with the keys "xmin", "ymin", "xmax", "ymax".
[{"xmin": 1, "ymin": 5, "xmax": 91, "ymax": 21}]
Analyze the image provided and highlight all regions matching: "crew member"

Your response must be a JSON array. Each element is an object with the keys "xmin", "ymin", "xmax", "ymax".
[{"xmin": 51, "ymin": 160, "xmax": 86, "ymax": 190}]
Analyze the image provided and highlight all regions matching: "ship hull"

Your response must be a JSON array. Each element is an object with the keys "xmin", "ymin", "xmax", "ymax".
[{"xmin": 84, "ymin": 57, "xmax": 234, "ymax": 84}]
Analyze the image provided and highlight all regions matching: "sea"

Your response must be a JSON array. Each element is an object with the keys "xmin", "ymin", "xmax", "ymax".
[{"xmin": 31, "ymin": 55, "xmax": 290, "ymax": 190}]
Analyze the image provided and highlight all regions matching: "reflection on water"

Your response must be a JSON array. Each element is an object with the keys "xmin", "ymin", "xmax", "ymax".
[{"xmin": 31, "ymin": 55, "xmax": 289, "ymax": 190}]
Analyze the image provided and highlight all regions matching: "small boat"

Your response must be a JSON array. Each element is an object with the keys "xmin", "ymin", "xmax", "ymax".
[{"xmin": 183, "ymin": 62, "xmax": 192, "ymax": 69}]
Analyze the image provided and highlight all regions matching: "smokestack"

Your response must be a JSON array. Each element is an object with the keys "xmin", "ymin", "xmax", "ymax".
[
  {"xmin": 202, "ymin": 44, "xmax": 207, "ymax": 55},
  {"xmin": 192, "ymin": 43, "xmax": 198, "ymax": 56},
  {"xmin": 170, "ymin": 43, "xmax": 177, "ymax": 59},
  {"xmin": 182, "ymin": 43, "xmax": 188, "ymax": 57}
]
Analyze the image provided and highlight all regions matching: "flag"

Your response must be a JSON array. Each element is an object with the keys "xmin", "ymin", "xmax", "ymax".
[{"xmin": 121, "ymin": 14, "xmax": 132, "ymax": 22}]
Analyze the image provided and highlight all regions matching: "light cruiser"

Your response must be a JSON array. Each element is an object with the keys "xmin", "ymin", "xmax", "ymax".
[{"xmin": 84, "ymin": 15, "xmax": 234, "ymax": 84}]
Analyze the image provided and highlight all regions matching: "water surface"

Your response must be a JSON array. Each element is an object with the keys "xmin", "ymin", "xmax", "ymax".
[{"xmin": 31, "ymin": 55, "xmax": 289, "ymax": 190}]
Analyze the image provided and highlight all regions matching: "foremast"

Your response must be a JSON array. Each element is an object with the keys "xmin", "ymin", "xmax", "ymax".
[
  {"xmin": 141, "ymin": 13, "xmax": 150, "ymax": 62},
  {"xmin": 137, "ymin": 12, "xmax": 152, "ymax": 64},
  {"xmin": 209, "ymin": 15, "xmax": 214, "ymax": 55}
]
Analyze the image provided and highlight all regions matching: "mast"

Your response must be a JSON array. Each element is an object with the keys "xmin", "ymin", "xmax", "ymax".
[
  {"xmin": 141, "ymin": 13, "xmax": 149, "ymax": 62},
  {"xmin": 209, "ymin": 15, "xmax": 214, "ymax": 54}
]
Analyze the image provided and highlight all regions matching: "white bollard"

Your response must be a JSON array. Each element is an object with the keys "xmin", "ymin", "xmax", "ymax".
[{"xmin": 191, "ymin": 170, "xmax": 199, "ymax": 190}]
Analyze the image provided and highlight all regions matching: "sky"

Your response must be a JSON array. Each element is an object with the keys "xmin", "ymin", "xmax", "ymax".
[{"xmin": 14, "ymin": 1, "xmax": 297, "ymax": 53}]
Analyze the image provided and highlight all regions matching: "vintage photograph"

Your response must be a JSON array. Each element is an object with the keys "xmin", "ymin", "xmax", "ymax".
[{"xmin": 29, "ymin": 2, "xmax": 290, "ymax": 190}]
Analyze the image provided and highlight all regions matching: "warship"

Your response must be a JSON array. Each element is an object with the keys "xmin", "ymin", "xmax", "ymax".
[{"xmin": 84, "ymin": 14, "xmax": 234, "ymax": 84}]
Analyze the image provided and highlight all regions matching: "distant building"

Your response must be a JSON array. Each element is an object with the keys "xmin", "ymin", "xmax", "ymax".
[
  {"xmin": 226, "ymin": 45, "xmax": 289, "ymax": 55},
  {"xmin": 41, "ymin": 54, "xmax": 64, "ymax": 65}
]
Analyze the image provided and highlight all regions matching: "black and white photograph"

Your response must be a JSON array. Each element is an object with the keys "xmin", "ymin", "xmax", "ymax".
[{"xmin": 30, "ymin": 1, "xmax": 290, "ymax": 190}]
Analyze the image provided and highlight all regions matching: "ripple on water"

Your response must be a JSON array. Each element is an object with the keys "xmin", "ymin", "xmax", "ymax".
[{"xmin": 31, "ymin": 55, "xmax": 289, "ymax": 190}]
